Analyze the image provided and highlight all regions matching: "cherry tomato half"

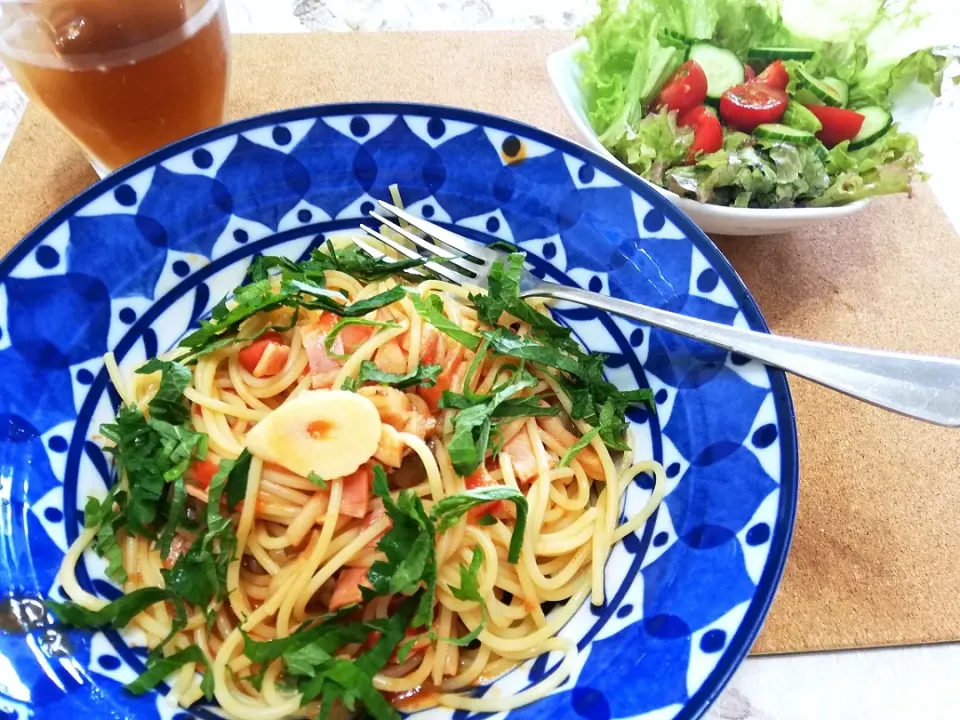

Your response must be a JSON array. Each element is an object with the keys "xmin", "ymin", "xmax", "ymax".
[
  {"xmin": 804, "ymin": 105, "xmax": 866, "ymax": 147},
  {"xmin": 678, "ymin": 105, "xmax": 723, "ymax": 163},
  {"xmin": 744, "ymin": 64, "xmax": 757, "ymax": 81},
  {"xmin": 754, "ymin": 60, "xmax": 789, "ymax": 91},
  {"xmin": 719, "ymin": 83, "xmax": 788, "ymax": 132},
  {"xmin": 656, "ymin": 60, "xmax": 708, "ymax": 115}
]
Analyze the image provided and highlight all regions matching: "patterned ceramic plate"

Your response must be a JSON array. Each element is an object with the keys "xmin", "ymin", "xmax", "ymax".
[{"xmin": 0, "ymin": 103, "xmax": 797, "ymax": 720}]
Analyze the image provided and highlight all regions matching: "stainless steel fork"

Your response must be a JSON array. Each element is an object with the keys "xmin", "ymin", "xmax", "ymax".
[{"xmin": 355, "ymin": 200, "xmax": 960, "ymax": 427}]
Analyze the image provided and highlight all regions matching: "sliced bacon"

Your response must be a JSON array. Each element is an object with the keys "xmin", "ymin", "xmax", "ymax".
[
  {"xmin": 338, "ymin": 464, "xmax": 373, "ymax": 519},
  {"xmin": 361, "ymin": 498, "xmax": 391, "ymax": 550},
  {"xmin": 302, "ymin": 315, "xmax": 342, "ymax": 388},
  {"xmin": 502, "ymin": 428, "xmax": 539, "ymax": 483},
  {"xmin": 162, "ymin": 534, "xmax": 192, "ymax": 570},
  {"xmin": 329, "ymin": 566, "xmax": 372, "ymax": 610}
]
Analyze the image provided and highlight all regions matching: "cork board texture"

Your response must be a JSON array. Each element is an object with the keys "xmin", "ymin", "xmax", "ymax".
[{"xmin": 2, "ymin": 31, "xmax": 959, "ymax": 655}]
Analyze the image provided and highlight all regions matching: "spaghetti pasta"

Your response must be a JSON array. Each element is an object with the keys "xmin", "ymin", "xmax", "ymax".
[{"xmin": 50, "ymin": 238, "xmax": 666, "ymax": 719}]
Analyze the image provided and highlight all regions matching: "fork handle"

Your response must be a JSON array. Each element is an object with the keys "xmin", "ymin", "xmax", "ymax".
[{"xmin": 527, "ymin": 284, "xmax": 960, "ymax": 428}]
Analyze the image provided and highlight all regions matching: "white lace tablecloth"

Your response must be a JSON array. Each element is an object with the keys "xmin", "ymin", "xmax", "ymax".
[{"xmin": 2, "ymin": 2, "xmax": 959, "ymax": 719}]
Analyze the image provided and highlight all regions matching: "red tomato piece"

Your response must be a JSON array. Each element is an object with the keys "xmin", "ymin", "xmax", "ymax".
[
  {"xmin": 677, "ymin": 105, "xmax": 723, "ymax": 163},
  {"xmin": 329, "ymin": 566, "xmax": 372, "ymax": 610},
  {"xmin": 744, "ymin": 64, "xmax": 757, "ymax": 81},
  {"xmin": 465, "ymin": 466, "xmax": 504, "ymax": 519},
  {"xmin": 719, "ymin": 83, "xmax": 788, "ymax": 132},
  {"xmin": 804, "ymin": 105, "xmax": 866, "ymax": 148},
  {"xmin": 417, "ymin": 339, "xmax": 464, "ymax": 411},
  {"xmin": 339, "ymin": 323, "xmax": 375, "ymax": 353},
  {"xmin": 190, "ymin": 458, "xmax": 220, "ymax": 489},
  {"xmin": 238, "ymin": 331, "xmax": 284, "ymax": 374},
  {"xmin": 338, "ymin": 464, "xmax": 373, "ymax": 519},
  {"xmin": 753, "ymin": 60, "xmax": 789, "ymax": 91},
  {"xmin": 655, "ymin": 60, "xmax": 708, "ymax": 115}
]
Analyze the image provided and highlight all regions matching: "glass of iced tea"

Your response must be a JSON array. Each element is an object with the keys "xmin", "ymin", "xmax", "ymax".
[{"xmin": 0, "ymin": 0, "xmax": 230, "ymax": 175}]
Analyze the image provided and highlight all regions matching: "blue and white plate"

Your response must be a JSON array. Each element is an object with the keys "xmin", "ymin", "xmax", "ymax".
[{"xmin": 0, "ymin": 103, "xmax": 797, "ymax": 720}]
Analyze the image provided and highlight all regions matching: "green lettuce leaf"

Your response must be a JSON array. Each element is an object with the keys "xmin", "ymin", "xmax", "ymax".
[{"xmin": 576, "ymin": 0, "xmax": 953, "ymax": 208}]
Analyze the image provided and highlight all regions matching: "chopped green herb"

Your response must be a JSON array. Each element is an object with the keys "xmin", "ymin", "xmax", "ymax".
[
  {"xmin": 83, "ymin": 490, "xmax": 126, "ymax": 583},
  {"xmin": 125, "ymin": 646, "xmax": 214, "ymax": 701},
  {"xmin": 307, "ymin": 472, "xmax": 327, "ymax": 489},
  {"xmin": 431, "ymin": 488, "xmax": 527, "ymax": 563},
  {"xmin": 367, "ymin": 468, "xmax": 437, "ymax": 628},
  {"xmin": 558, "ymin": 427, "xmax": 600, "ymax": 468},
  {"xmin": 298, "ymin": 285, "xmax": 406, "ymax": 317},
  {"xmin": 439, "ymin": 369, "xmax": 539, "ymax": 477},
  {"xmin": 46, "ymin": 587, "xmax": 176, "ymax": 628},
  {"xmin": 224, "ymin": 449, "xmax": 253, "ymax": 511},
  {"xmin": 307, "ymin": 243, "xmax": 426, "ymax": 283},
  {"xmin": 99, "ymin": 404, "xmax": 207, "ymax": 539},
  {"xmin": 354, "ymin": 360, "xmax": 442, "ymax": 390},
  {"xmin": 445, "ymin": 546, "xmax": 487, "ymax": 646},
  {"xmin": 481, "ymin": 327, "xmax": 581, "ymax": 374},
  {"xmin": 408, "ymin": 292, "xmax": 481, "ymax": 351},
  {"xmin": 323, "ymin": 318, "xmax": 400, "ymax": 352},
  {"xmin": 477, "ymin": 514, "xmax": 498, "ymax": 526},
  {"xmin": 470, "ymin": 253, "xmax": 574, "ymax": 347},
  {"xmin": 136, "ymin": 359, "xmax": 192, "ymax": 425}
]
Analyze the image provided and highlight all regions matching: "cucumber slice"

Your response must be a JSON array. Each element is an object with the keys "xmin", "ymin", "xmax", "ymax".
[
  {"xmin": 753, "ymin": 123, "xmax": 818, "ymax": 146},
  {"xmin": 822, "ymin": 77, "xmax": 849, "ymax": 107},
  {"xmin": 793, "ymin": 65, "xmax": 844, "ymax": 107},
  {"xmin": 849, "ymin": 107, "xmax": 892, "ymax": 150},
  {"xmin": 688, "ymin": 43, "xmax": 745, "ymax": 100},
  {"xmin": 747, "ymin": 46, "xmax": 815, "ymax": 61},
  {"xmin": 793, "ymin": 88, "xmax": 822, "ymax": 106},
  {"xmin": 781, "ymin": 102, "xmax": 822, "ymax": 134}
]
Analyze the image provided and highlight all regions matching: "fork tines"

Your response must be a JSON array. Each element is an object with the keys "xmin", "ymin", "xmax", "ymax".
[{"xmin": 355, "ymin": 202, "xmax": 497, "ymax": 288}]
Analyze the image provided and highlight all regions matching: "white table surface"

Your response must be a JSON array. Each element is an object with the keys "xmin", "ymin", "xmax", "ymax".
[{"xmin": 2, "ymin": 1, "xmax": 959, "ymax": 718}]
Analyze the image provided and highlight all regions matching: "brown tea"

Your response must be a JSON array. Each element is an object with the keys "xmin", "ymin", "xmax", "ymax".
[{"xmin": 0, "ymin": 0, "xmax": 229, "ymax": 172}]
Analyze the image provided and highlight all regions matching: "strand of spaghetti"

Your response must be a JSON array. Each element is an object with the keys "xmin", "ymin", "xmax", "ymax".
[
  {"xmin": 245, "ymin": 532, "xmax": 281, "ymax": 575},
  {"xmin": 226, "ymin": 353, "xmax": 275, "ymax": 411},
  {"xmin": 400, "ymin": 293, "xmax": 423, "ymax": 374},
  {"xmin": 440, "ymin": 643, "xmax": 492, "ymax": 691},
  {"xmin": 227, "ymin": 457, "xmax": 266, "ymax": 621},
  {"xmin": 373, "ymin": 647, "xmax": 436, "ymax": 693},
  {"xmin": 103, "ymin": 352, "xmax": 133, "ymax": 407},
  {"xmin": 212, "ymin": 629, "xmax": 301, "ymax": 720},
  {"xmin": 275, "ymin": 480, "xmax": 343, "ymax": 636},
  {"xmin": 59, "ymin": 527, "xmax": 106, "ymax": 610},
  {"xmin": 292, "ymin": 517, "xmax": 391, "ymax": 624},
  {"xmin": 323, "ymin": 269, "xmax": 364, "ymax": 299},
  {"xmin": 473, "ymin": 578, "xmax": 588, "ymax": 658},
  {"xmin": 397, "ymin": 430, "xmax": 446, "ymax": 501},
  {"xmin": 439, "ymin": 638, "xmax": 577, "ymax": 711},
  {"xmin": 613, "ymin": 461, "xmax": 668, "ymax": 542},
  {"xmin": 534, "ymin": 508, "xmax": 598, "ymax": 555},
  {"xmin": 283, "ymin": 489, "xmax": 329, "ymax": 547},
  {"xmin": 432, "ymin": 605, "xmax": 455, "ymax": 686},
  {"xmin": 183, "ymin": 387, "xmax": 267, "ymax": 422}
]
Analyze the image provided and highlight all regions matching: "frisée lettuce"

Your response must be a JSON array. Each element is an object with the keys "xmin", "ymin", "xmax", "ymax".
[{"xmin": 577, "ymin": 0, "xmax": 953, "ymax": 209}]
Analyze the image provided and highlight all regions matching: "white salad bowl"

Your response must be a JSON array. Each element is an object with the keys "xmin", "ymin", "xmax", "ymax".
[{"xmin": 547, "ymin": 40, "xmax": 872, "ymax": 236}]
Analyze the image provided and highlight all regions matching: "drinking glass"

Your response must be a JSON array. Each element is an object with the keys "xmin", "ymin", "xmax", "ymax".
[{"xmin": 0, "ymin": 0, "xmax": 230, "ymax": 175}]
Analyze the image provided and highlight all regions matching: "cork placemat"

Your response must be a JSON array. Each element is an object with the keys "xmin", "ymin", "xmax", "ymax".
[{"xmin": 3, "ymin": 31, "xmax": 960, "ymax": 655}]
